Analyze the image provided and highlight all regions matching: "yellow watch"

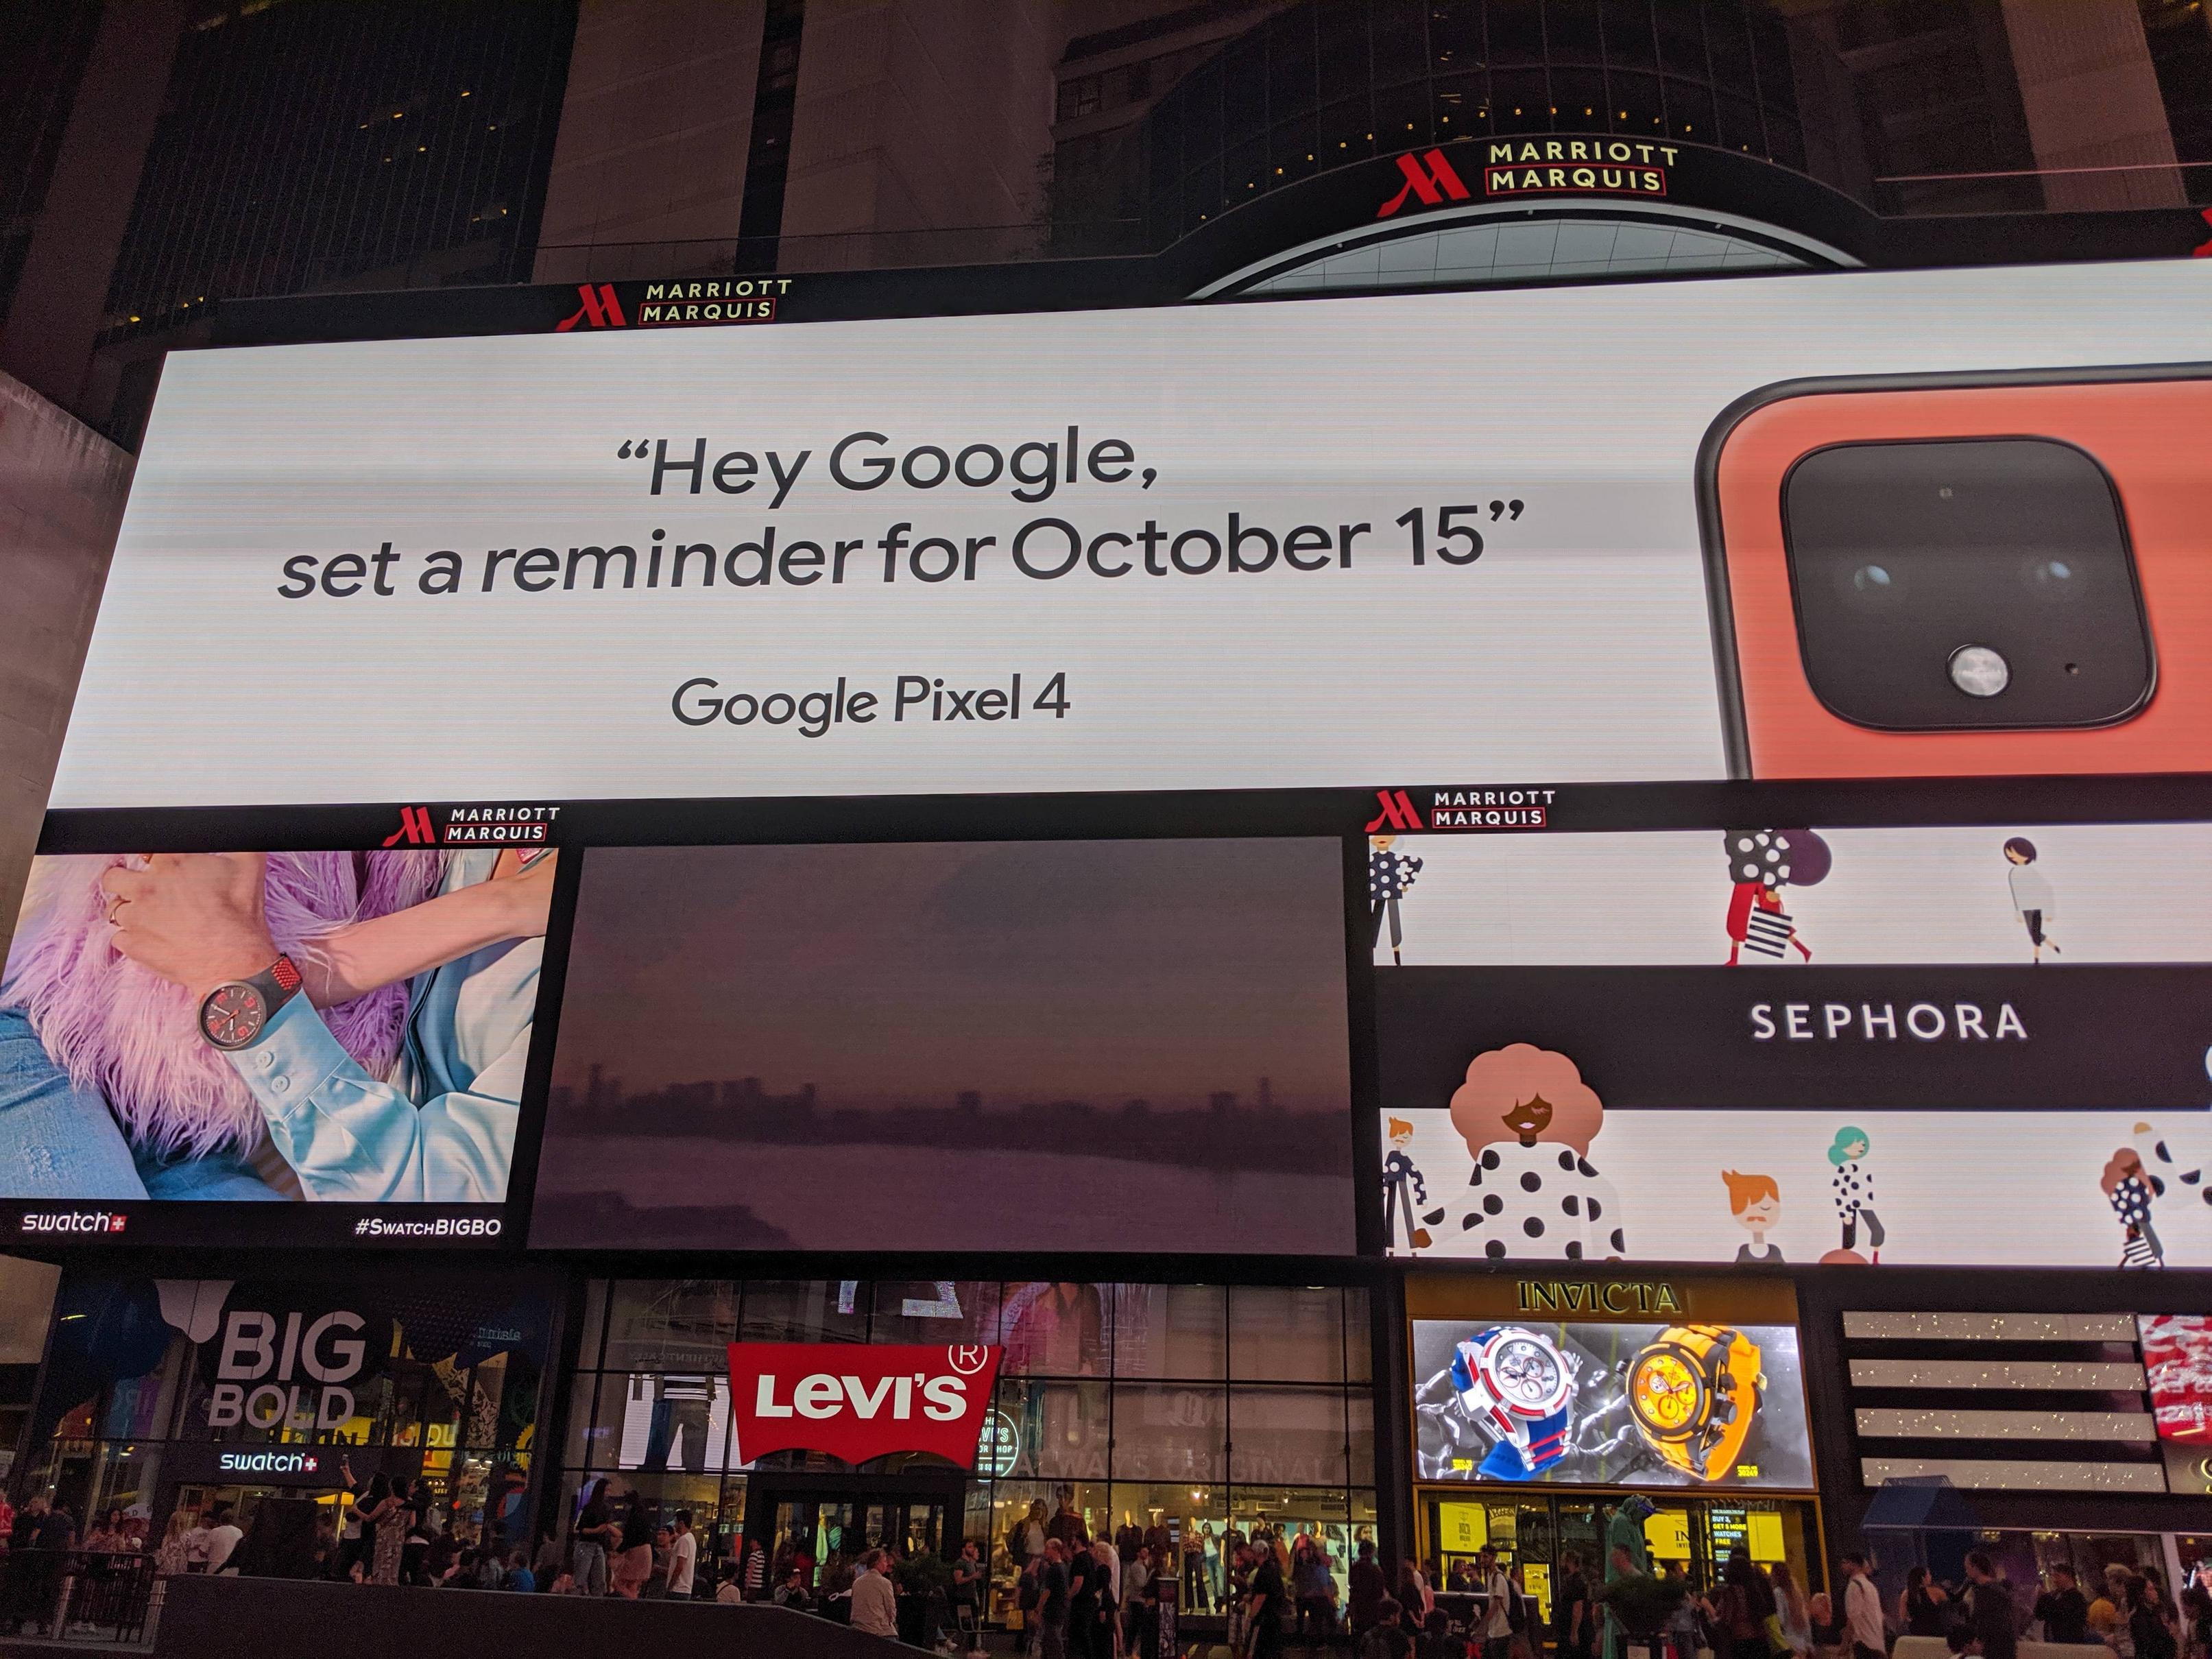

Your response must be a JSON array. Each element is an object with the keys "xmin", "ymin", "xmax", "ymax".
[{"xmin": 1626, "ymin": 1325, "xmax": 1765, "ymax": 1481}]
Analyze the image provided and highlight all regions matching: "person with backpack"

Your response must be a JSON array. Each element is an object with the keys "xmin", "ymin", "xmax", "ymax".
[{"xmin": 1477, "ymin": 1545, "xmax": 1515, "ymax": 1659}]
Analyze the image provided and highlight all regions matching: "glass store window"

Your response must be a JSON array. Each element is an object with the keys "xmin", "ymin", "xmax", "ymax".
[
  {"xmin": 561, "ymin": 1278, "xmax": 1376, "ymax": 1614},
  {"xmin": 22, "ymin": 1272, "xmax": 551, "ymax": 1549}
]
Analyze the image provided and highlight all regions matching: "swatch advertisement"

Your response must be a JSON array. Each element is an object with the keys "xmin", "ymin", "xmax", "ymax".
[
  {"xmin": 1375, "ymin": 822, "xmax": 2212, "ymax": 1269},
  {"xmin": 42, "ymin": 259, "xmax": 2212, "ymax": 810},
  {"xmin": 1410, "ymin": 1317, "xmax": 1814, "ymax": 1489},
  {"xmin": 0, "ymin": 848, "xmax": 549, "ymax": 1244}
]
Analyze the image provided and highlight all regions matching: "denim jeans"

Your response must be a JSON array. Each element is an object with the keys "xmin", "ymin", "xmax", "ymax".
[{"xmin": 0, "ymin": 1004, "xmax": 282, "ymax": 1200}]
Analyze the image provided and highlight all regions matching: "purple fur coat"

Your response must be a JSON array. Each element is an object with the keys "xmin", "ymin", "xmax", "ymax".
[{"xmin": 2, "ymin": 851, "xmax": 446, "ymax": 1158}]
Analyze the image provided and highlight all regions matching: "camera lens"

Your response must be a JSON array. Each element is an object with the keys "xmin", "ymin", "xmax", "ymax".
[
  {"xmin": 2023, "ymin": 556, "xmax": 2079, "ymax": 600},
  {"xmin": 1947, "ymin": 644, "xmax": 2010, "ymax": 699},
  {"xmin": 1845, "ymin": 563, "xmax": 1899, "ymax": 604}
]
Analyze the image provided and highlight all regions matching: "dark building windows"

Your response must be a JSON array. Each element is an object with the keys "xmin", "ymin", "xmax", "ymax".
[
  {"xmin": 2140, "ymin": 0, "xmax": 2212, "ymax": 204},
  {"xmin": 734, "ymin": 0, "xmax": 808, "ymax": 273},
  {"xmin": 100, "ymin": 1, "xmax": 575, "ymax": 344},
  {"xmin": 1129, "ymin": 0, "xmax": 1816, "ymax": 246}
]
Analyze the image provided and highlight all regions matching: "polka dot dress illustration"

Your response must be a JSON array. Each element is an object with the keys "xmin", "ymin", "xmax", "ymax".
[{"xmin": 1452, "ymin": 1143, "xmax": 1628, "ymax": 1261}]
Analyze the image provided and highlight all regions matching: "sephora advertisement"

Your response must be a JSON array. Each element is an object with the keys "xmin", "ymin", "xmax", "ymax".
[
  {"xmin": 0, "ymin": 848, "xmax": 550, "ymax": 1243},
  {"xmin": 43, "ymin": 259, "xmax": 2212, "ymax": 811},
  {"xmin": 1410, "ymin": 1318, "xmax": 1813, "ymax": 1490},
  {"xmin": 1375, "ymin": 823, "xmax": 2212, "ymax": 1270},
  {"xmin": 531, "ymin": 837, "xmax": 1356, "ymax": 1252}
]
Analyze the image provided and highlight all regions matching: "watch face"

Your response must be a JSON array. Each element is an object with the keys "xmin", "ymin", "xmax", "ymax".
[
  {"xmin": 201, "ymin": 982, "xmax": 269, "ymax": 1050},
  {"xmin": 1491, "ymin": 1335, "xmax": 1563, "ymax": 1408},
  {"xmin": 1631, "ymin": 1350, "xmax": 1704, "ymax": 1437}
]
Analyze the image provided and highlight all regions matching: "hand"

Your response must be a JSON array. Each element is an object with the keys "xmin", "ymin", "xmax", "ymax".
[
  {"xmin": 102, "ymin": 853, "xmax": 278, "ymax": 995},
  {"xmin": 488, "ymin": 852, "xmax": 556, "ymax": 939}
]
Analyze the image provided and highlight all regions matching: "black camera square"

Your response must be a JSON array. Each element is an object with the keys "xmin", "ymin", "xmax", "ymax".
[{"xmin": 1781, "ymin": 437, "xmax": 2152, "ymax": 731}]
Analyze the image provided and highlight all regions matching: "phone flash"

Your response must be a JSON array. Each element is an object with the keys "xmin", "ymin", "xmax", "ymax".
[{"xmin": 1948, "ymin": 644, "xmax": 2010, "ymax": 698}]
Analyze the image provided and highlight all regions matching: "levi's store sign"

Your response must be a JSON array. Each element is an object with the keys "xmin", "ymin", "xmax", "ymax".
[{"xmin": 728, "ymin": 1343, "xmax": 1003, "ymax": 1467}]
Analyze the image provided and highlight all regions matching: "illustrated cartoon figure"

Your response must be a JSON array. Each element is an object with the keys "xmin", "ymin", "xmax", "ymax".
[
  {"xmin": 1383, "ymin": 1116, "xmax": 1443, "ymax": 1250},
  {"xmin": 1445, "ymin": 1044, "xmax": 1626, "ymax": 1261},
  {"xmin": 2102, "ymin": 1135, "xmax": 2166, "ymax": 1268},
  {"xmin": 1722, "ymin": 1170, "xmax": 1783, "ymax": 1263},
  {"xmin": 1826, "ymin": 1125, "xmax": 1884, "ymax": 1261},
  {"xmin": 1722, "ymin": 828, "xmax": 1830, "ymax": 965},
  {"xmin": 1368, "ymin": 835, "xmax": 1424, "ymax": 966},
  {"xmin": 2002, "ymin": 837, "xmax": 2061, "ymax": 963}
]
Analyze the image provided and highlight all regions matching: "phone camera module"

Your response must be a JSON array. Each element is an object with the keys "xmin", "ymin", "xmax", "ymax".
[{"xmin": 1781, "ymin": 437, "xmax": 2151, "ymax": 732}]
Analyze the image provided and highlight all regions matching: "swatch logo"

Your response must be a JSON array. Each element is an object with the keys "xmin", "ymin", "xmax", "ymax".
[{"xmin": 19, "ymin": 1210, "xmax": 126, "ymax": 1234}]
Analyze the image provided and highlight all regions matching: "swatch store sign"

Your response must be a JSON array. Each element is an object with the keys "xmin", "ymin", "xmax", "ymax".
[{"xmin": 728, "ymin": 1344, "xmax": 1004, "ymax": 1466}]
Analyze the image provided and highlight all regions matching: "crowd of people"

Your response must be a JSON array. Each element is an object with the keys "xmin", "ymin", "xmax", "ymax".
[
  {"xmin": 1850, "ymin": 1553, "xmax": 2212, "ymax": 1659},
  {"xmin": 991, "ymin": 1485, "xmax": 1376, "ymax": 1658},
  {"xmin": 13, "ymin": 1469, "xmax": 2212, "ymax": 1659}
]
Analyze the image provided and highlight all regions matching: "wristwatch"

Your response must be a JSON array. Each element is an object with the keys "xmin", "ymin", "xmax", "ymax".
[
  {"xmin": 1626, "ymin": 1324, "xmax": 1765, "ymax": 1481},
  {"xmin": 197, "ymin": 955, "xmax": 304, "ymax": 1051},
  {"xmin": 1450, "ymin": 1326, "xmax": 1577, "ymax": 1480}
]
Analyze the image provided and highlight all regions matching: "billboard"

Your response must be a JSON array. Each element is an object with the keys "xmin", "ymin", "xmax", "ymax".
[
  {"xmin": 41, "ymin": 260, "xmax": 2212, "ymax": 810},
  {"xmin": 1376, "ymin": 820, "xmax": 2212, "ymax": 1268},
  {"xmin": 15, "ymin": 260, "xmax": 2212, "ymax": 1250},
  {"xmin": 530, "ymin": 837, "xmax": 1356, "ymax": 1252},
  {"xmin": 0, "ymin": 848, "xmax": 549, "ymax": 1243},
  {"xmin": 1410, "ymin": 1317, "xmax": 1813, "ymax": 1489}
]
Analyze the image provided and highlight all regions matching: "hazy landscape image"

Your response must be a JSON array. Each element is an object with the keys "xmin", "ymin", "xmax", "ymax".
[{"xmin": 532, "ymin": 838, "xmax": 1356, "ymax": 1252}]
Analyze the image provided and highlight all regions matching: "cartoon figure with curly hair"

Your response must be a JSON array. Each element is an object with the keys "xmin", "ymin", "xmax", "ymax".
[{"xmin": 1445, "ymin": 1044, "xmax": 1626, "ymax": 1261}]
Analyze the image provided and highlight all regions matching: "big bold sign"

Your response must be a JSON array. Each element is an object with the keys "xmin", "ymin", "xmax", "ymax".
[{"xmin": 728, "ymin": 1343, "xmax": 1003, "ymax": 1467}]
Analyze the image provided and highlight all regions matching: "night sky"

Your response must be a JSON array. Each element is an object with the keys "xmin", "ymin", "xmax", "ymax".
[{"xmin": 551, "ymin": 838, "xmax": 1352, "ymax": 1110}]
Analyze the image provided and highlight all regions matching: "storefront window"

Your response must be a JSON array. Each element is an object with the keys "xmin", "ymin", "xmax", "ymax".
[
  {"xmin": 1111, "ymin": 1383, "xmax": 1228, "ymax": 1483},
  {"xmin": 1230, "ymin": 1386, "xmax": 1351, "ymax": 1486},
  {"xmin": 996, "ymin": 1378, "xmax": 1111, "ymax": 1480},
  {"xmin": 1231, "ymin": 1285, "xmax": 1347, "ymax": 1382},
  {"xmin": 559, "ymin": 1278, "xmax": 1378, "ymax": 1599},
  {"xmin": 1113, "ymin": 1284, "xmax": 1226, "ymax": 1378},
  {"xmin": 1001, "ymin": 1281, "xmax": 1111, "ymax": 1376},
  {"xmin": 23, "ymin": 1272, "xmax": 555, "ymax": 1551}
]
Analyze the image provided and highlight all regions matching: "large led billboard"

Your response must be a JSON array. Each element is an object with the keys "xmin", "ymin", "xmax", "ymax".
[
  {"xmin": 12, "ymin": 259, "xmax": 2212, "ymax": 1248},
  {"xmin": 41, "ymin": 261, "xmax": 2212, "ymax": 809},
  {"xmin": 531, "ymin": 837, "xmax": 1356, "ymax": 1252},
  {"xmin": 1375, "ymin": 817, "xmax": 2212, "ymax": 1268}
]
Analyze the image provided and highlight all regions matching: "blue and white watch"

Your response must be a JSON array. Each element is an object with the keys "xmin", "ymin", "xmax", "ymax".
[{"xmin": 1450, "ymin": 1326, "xmax": 1576, "ymax": 1480}]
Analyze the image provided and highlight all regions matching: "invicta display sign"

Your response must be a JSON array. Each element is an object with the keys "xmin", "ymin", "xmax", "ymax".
[{"xmin": 1484, "ymin": 138, "xmax": 1674, "ymax": 198}]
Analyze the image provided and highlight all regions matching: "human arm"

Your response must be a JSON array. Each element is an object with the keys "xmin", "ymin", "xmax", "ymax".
[
  {"xmin": 104, "ymin": 850, "xmax": 550, "ymax": 1010},
  {"xmin": 103, "ymin": 849, "xmax": 527, "ymax": 1201},
  {"xmin": 218, "ymin": 992, "xmax": 523, "ymax": 1201},
  {"xmin": 291, "ymin": 856, "xmax": 552, "ymax": 1007}
]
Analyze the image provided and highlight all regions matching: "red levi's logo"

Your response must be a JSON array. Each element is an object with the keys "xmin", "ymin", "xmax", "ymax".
[{"xmin": 728, "ymin": 1343, "xmax": 1003, "ymax": 1468}]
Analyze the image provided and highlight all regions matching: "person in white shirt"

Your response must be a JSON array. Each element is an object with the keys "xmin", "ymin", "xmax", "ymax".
[
  {"xmin": 204, "ymin": 1506, "xmax": 244, "ymax": 1575},
  {"xmin": 850, "ymin": 1549, "xmax": 900, "ymax": 1639},
  {"xmin": 1478, "ymin": 1545, "xmax": 1515, "ymax": 1659},
  {"xmin": 666, "ymin": 1510, "xmax": 698, "ymax": 1600},
  {"xmin": 1843, "ymin": 1552, "xmax": 1888, "ymax": 1659}
]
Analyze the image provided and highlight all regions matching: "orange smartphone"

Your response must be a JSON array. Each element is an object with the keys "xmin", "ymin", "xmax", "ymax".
[{"xmin": 1696, "ymin": 366, "xmax": 2212, "ymax": 779}]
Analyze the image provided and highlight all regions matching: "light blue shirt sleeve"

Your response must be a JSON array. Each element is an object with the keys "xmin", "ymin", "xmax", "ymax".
[{"xmin": 224, "ymin": 994, "xmax": 518, "ymax": 1202}]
